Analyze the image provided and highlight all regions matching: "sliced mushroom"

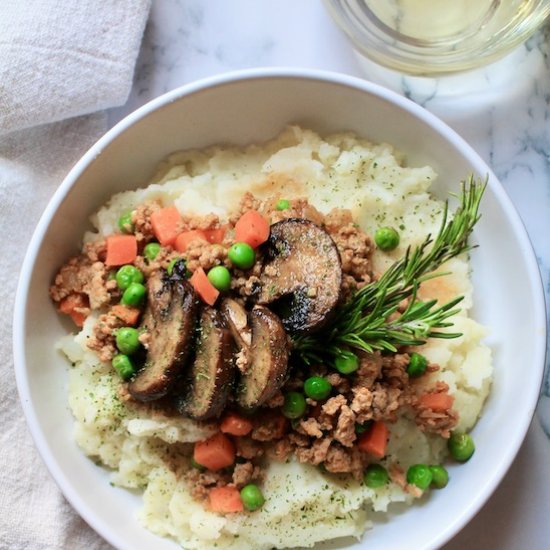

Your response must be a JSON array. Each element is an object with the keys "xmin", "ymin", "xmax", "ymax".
[
  {"xmin": 256, "ymin": 218, "xmax": 342, "ymax": 334},
  {"xmin": 128, "ymin": 270, "xmax": 199, "ymax": 402},
  {"xmin": 237, "ymin": 306, "xmax": 289, "ymax": 409},
  {"xmin": 220, "ymin": 297, "xmax": 252, "ymax": 349},
  {"xmin": 177, "ymin": 306, "xmax": 235, "ymax": 420}
]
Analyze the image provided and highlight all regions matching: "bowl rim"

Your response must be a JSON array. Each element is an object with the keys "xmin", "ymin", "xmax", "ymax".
[{"xmin": 12, "ymin": 66, "xmax": 547, "ymax": 550}]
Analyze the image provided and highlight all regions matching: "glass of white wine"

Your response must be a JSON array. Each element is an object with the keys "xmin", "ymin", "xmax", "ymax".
[{"xmin": 324, "ymin": 0, "xmax": 550, "ymax": 75}]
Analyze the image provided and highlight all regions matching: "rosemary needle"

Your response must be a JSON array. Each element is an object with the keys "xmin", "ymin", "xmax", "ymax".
[{"xmin": 294, "ymin": 175, "xmax": 486, "ymax": 365}]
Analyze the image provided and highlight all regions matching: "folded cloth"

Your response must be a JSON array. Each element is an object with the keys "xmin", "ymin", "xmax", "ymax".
[
  {"xmin": 0, "ymin": 115, "xmax": 113, "ymax": 549},
  {"xmin": 0, "ymin": 0, "xmax": 151, "ymax": 136}
]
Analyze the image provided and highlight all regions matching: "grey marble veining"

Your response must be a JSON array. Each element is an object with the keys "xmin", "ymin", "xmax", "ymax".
[{"xmin": 107, "ymin": 1, "xmax": 550, "ymax": 548}]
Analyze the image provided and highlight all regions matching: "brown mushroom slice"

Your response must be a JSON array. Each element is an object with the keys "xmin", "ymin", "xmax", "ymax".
[
  {"xmin": 220, "ymin": 297, "xmax": 252, "ymax": 349},
  {"xmin": 128, "ymin": 271, "xmax": 199, "ymax": 402},
  {"xmin": 237, "ymin": 306, "xmax": 289, "ymax": 409},
  {"xmin": 256, "ymin": 218, "xmax": 342, "ymax": 334},
  {"xmin": 178, "ymin": 307, "xmax": 235, "ymax": 420}
]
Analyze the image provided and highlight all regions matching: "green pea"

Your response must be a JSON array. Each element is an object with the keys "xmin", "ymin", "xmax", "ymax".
[
  {"xmin": 118, "ymin": 211, "xmax": 134, "ymax": 234},
  {"xmin": 355, "ymin": 420, "xmax": 373, "ymax": 434},
  {"xmin": 374, "ymin": 227, "xmax": 400, "ymax": 251},
  {"xmin": 407, "ymin": 352, "xmax": 428, "ymax": 377},
  {"xmin": 144, "ymin": 242, "xmax": 161, "ymax": 261},
  {"xmin": 115, "ymin": 265, "xmax": 144, "ymax": 291},
  {"xmin": 228, "ymin": 242, "xmax": 256, "ymax": 270},
  {"xmin": 448, "ymin": 432, "xmax": 475, "ymax": 462},
  {"xmin": 276, "ymin": 199, "xmax": 290, "ymax": 211},
  {"xmin": 363, "ymin": 464, "xmax": 389, "ymax": 488},
  {"xmin": 334, "ymin": 351, "xmax": 359, "ymax": 374},
  {"xmin": 121, "ymin": 282, "xmax": 147, "ymax": 307},
  {"xmin": 112, "ymin": 354, "xmax": 135, "ymax": 380},
  {"xmin": 207, "ymin": 265, "xmax": 232, "ymax": 291},
  {"xmin": 303, "ymin": 376, "xmax": 332, "ymax": 401},
  {"xmin": 240, "ymin": 484, "xmax": 265, "ymax": 511},
  {"xmin": 282, "ymin": 391, "xmax": 307, "ymax": 419},
  {"xmin": 115, "ymin": 327, "xmax": 141, "ymax": 355},
  {"xmin": 429, "ymin": 465, "xmax": 449, "ymax": 489},
  {"xmin": 406, "ymin": 464, "xmax": 433, "ymax": 490}
]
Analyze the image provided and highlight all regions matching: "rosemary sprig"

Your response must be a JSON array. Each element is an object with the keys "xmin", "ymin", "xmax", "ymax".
[{"xmin": 294, "ymin": 175, "xmax": 486, "ymax": 364}]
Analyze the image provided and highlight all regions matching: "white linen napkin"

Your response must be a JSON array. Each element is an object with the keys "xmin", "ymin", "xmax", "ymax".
[
  {"xmin": 0, "ymin": 115, "xmax": 115, "ymax": 550},
  {"xmin": 0, "ymin": 1, "xmax": 151, "ymax": 548},
  {"xmin": 0, "ymin": 0, "xmax": 150, "ymax": 135}
]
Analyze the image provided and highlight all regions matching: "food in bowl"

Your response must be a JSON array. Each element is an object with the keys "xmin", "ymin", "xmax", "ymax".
[{"xmin": 49, "ymin": 126, "xmax": 492, "ymax": 549}]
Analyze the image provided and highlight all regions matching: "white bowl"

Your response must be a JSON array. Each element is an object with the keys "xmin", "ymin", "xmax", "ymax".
[{"xmin": 13, "ymin": 68, "xmax": 546, "ymax": 550}]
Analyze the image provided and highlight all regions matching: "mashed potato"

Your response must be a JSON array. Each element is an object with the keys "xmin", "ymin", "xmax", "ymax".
[{"xmin": 59, "ymin": 126, "xmax": 492, "ymax": 549}]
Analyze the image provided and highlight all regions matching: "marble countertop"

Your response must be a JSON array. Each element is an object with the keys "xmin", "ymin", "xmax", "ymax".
[{"xmin": 108, "ymin": 1, "xmax": 550, "ymax": 548}]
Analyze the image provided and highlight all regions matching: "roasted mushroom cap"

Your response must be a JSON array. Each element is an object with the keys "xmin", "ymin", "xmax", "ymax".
[
  {"xmin": 220, "ymin": 297, "xmax": 252, "ymax": 349},
  {"xmin": 128, "ymin": 270, "xmax": 199, "ymax": 402},
  {"xmin": 237, "ymin": 305, "xmax": 289, "ymax": 409},
  {"xmin": 256, "ymin": 218, "xmax": 342, "ymax": 334},
  {"xmin": 177, "ymin": 306, "xmax": 235, "ymax": 420}
]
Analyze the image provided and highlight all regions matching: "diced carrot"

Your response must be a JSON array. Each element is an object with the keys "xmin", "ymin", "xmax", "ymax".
[
  {"xmin": 234, "ymin": 210, "xmax": 270, "ymax": 248},
  {"xmin": 418, "ymin": 392, "xmax": 455, "ymax": 412},
  {"xmin": 68, "ymin": 311, "xmax": 87, "ymax": 327},
  {"xmin": 209, "ymin": 486, "xmax": 244, "ymax": 513},
  {"xmin": 194, "ymin": 432, "xmax": 236, "ymax": 471},
  {"xmin": 105, "ymin": 234, "xmax": 137, "ymax": 266},
  {"xmin": 58, "ymin": 293, "xmax": 86, "ymax": 314},
  {"xmin": 111, "ymin": 304, "xmax": 141, "ymax": 326},
  {"xmin": 190, "ymin": 267, "xmax": 219, "ymax": 305},
  {"xmin": 220, "ymin": 412, "xmax": 254, "ymax": 436},
  {"xmin": 203, "ymin": 225, "xmax": 228, "ymax": 244},
  {"xmin": 357, "ymin": 421, "xmax": 388, "ymax": 458},
  {"xmin": 58, "ymin": 293, "xmax": 89, "ymax": 327},
  {"xmin": 174, "ymin": 229, "xmax": 208, "ymax": 252},
  {"xmin": 151, "ymin": 206, "xmax": 182, "ymax": 246}
]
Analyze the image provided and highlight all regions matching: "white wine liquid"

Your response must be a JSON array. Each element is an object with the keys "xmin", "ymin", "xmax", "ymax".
[{"xmin": 363, "ymin": 0, "xmax": 533, "ymax": 42}]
